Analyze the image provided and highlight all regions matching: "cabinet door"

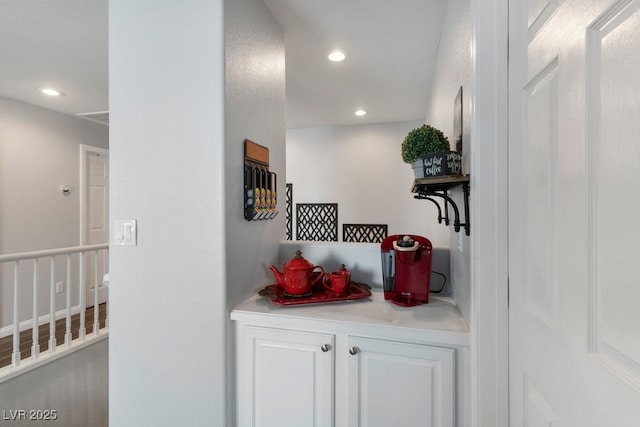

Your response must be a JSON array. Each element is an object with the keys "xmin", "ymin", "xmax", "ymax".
[
  {"xmin": 237, "ymin": 325, "xmax": 334, "ymax": 427},
  {"xmin": 346, "ymin": 337, "xmax": 455, "ymax": 427}
]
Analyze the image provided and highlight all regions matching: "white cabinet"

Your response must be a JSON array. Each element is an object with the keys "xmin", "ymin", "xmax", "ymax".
[
  {"xmin": 232, "ymin": 292, "xmax": 468, "ymax": 427},
  {"xmin": 345, "ymin": 336, "xmax": 455, "ymax": 427},
  {"xmin": 237, "ymin": 326, "xmax": 334, "ymax": 427}
]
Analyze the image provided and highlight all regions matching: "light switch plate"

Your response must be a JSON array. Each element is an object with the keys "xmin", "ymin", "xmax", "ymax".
[{"xmin": 114, "ymin": 220, "xmax": 137, "ymax": 246}]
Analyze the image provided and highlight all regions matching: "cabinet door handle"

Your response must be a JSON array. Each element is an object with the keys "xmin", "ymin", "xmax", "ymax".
[
  {"xmin": 321, "ymin": 344, "xmax": 331, "ymax": 352},
  {"xmin": 349, "ymin": 346, "xmax": 359, "ymax": 355}
]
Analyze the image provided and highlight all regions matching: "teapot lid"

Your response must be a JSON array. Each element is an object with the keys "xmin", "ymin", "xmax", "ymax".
[{"xmin": 284, "ymin": 250, "xmax": 314, "ymax": 270}]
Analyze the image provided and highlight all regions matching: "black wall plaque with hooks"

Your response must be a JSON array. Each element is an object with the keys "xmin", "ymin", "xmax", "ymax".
[
  {"xmin": 244, "ymin": 139, "xmax": 279, "ymax": 221},
  {"xmin": 412, "ymin": 175, "xmax": 470, "ymax": 235}
]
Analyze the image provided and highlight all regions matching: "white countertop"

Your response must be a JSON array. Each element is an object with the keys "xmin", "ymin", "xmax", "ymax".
[{"xmin": 231, "ymin": 289, "xmax": 470, "ymax": 346}]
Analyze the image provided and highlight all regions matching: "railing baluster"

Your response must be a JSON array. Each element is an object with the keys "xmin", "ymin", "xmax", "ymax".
[
  {"xmin": 0, "ymin": 243, "xmax": 108, "ymax": 375},
  {"xmin": 102, "ymin": 249, "xmax": 109, "ymax": 328},
  {"xmin": 49, "ymin": 256, "xmax": 57, "ymax": 353},
  {"xmin": 12, "ymin": 261, "xmax": 21, "ymax": 367},
  {"xmin": 65, "ymin": 254, "xmax": 72, "ymax": 346},
  {"xmin": 104, "ymin": 249, "xmax": 109, "ymax": 329},
  {"xmin": 105, "ymin": 291, "xmax": 109, "ymax": 328},
  {"xmin": 31, "ymin": 259, "xmax": 40, "ymax": 360},
  {"xmin": 93, "ymin": 250, "xmax": 100, "ymax": 335},
  {"xmin": 79, "ymin": 251, "xmax": 86, "ymax": 340}
]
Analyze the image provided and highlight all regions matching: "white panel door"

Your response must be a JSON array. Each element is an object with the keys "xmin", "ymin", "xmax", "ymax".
[
  {"xmin": 509, "ymin": 0, "xmax": 640, "ymax": 425},
  {"xmin": 82, "ymin": 146, "xmax": 109, "ymax": 305},
  {"xmin": 237, "ymin": 326, "xmax": 334, "ymax": 427},
  {"xmin": 346, "ymin": 336, "xmax": 455, "ymax": 427}
]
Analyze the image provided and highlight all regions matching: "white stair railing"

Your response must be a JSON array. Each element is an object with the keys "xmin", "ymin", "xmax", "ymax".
[{"xmin": 0, "ymin": 244, "xmax": 108, "ymax": 379}]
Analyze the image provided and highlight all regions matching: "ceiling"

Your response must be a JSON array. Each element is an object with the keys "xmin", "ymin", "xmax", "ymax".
[
  {"xmin": 0, "ymin": 0, "xmax": 446, "ymax": 129},
  {"xmin": 0, "ymin": 0, "xmax": 109, "ymax": 122},
  {"xmin": 264, "ymin": 0, "xmax": 446, "ymax": 128}
]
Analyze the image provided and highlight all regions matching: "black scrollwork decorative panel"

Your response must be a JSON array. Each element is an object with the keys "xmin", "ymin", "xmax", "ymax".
[
  {"xmin": 286, "ymin": 183, "xmax": 293, "ymax": 240},
  {"xmin": 342, "ymin": 224, "xmax": 388, "ymax": 243},
  {"xmin": 296, "ymin": 203, "xmax": 338, "ymax": 241}
]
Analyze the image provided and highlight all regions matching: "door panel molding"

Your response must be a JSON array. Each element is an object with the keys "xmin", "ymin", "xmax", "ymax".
[
  {"xmin": 522, "ymin": 58, "xmax": 560, "ymax": 327},
  {"xmin": 527, "ymin": 0, "xmax": 560, "ymax": 41},
  {"xmin": 587, "ymin": 0, "xmax": 640, "ymax": 390},
  {"xmin": 523, "ymin": 373, "xmax": 559, "ymax": 426}
]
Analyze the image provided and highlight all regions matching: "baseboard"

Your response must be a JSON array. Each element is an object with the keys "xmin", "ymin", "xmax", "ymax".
[{"xmin": 0, "ymin": 306, "xmax": 83, "ymax": 339}]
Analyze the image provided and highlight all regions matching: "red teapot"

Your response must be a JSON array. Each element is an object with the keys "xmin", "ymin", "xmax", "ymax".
[{"xmin": 269, "ymin": 250, "xmax": 325, "ymax": 296}]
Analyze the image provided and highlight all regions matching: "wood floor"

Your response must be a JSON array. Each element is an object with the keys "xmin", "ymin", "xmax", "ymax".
[{"xmin": 0, "ymin": 303, "xmax": 107, "ymax": 369}]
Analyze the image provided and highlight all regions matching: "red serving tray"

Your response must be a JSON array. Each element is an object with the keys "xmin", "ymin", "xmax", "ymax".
[{"xmin": 259, "ymin": 282, "xmax": 372, "ymax": 306}]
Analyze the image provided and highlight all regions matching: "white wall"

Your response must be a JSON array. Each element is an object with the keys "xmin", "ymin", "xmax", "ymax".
[
  {"xmin": 0, "ymin": 97, "xmax": 109, "ymax": 327},
  {"xmin": 224, "ymin": 1, "xmax": 285, "ymax": 424},
  {"xmin": 0, "ymin": 339, "xmax": 108, "ymax": 427},
  {"xmin": 424, "ymin": 0, "xmax": 473, "ymax": 322},
  {"xmin": 426, "ymin": 0, "xmax": 510, "ymax": 425},
  {"xmin": 109, "ymin": 1, "xmax": 227, "ymax": 426},
  {"xmin": 0, "ymin": 97, "xmax": 109, "ymax": 253},
  {"xmin": 286, "ymin": 121, "xmax": 449, "ymax": 248},
  {"xmin": 225, "ymin": 0, "xmax": 286, "ymax": 309},
  {"xmin": 109, "ymin": 0, "xmax": 284, "ymax": 426}
]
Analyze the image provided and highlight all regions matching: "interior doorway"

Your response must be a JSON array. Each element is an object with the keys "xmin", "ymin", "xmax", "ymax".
[{"xmin": 80, "ymin": 144, "xmax": 109, "ymax": 306}]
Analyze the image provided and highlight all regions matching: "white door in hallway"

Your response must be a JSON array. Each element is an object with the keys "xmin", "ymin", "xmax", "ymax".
[
  {"xmin": 81, "ymin": 145, "xmax": 109, "ymax": 306},
  {"xmin": 509, "ymin": 0, "xmax": 640, "ymax": 425}
]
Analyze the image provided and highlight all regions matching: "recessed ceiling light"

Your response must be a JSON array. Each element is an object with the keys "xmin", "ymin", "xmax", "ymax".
[
  {"xmin": 328, "ymin": 50, "xmax": 346, "ymax": 62},
  {"xmin": 40, "ymin": 88, "xmax": 62, "ymax": 97},
  {"xmin": 354, "ymin": 109, "xmax": 367, "ymax": 116}
]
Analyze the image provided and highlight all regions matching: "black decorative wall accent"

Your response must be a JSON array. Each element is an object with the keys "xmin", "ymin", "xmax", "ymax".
[
  {"xmin": 296, "ymin": 203, "xmax": 338, "ymax": 241},
  {"xmin": 286, "ymin": 183, "xmax": 293, "ymax": 240},
  {"xmin": 343, "ymin": 224, "xmax": 388, "ymax": 243}
]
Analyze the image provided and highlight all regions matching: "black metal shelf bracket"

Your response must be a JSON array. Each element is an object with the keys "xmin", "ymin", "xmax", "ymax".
[
  {"xmin": 421, "ymin": 196, "xmax": 447, "ymax": 225},
  {"xmin": 412, "ymin": 176, "xmax": 470, "ymax": 236}
]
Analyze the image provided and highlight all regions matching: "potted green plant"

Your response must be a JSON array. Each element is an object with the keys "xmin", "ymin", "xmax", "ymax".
[{"xmin": 401, "ymin": 124, "xmax": 461, "ymax": 178}]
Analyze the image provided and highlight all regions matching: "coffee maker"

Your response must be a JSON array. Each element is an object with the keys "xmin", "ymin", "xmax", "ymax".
[{"xmin": 380, "ymin": 234, "xmax": 433, "ymax": 306}]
